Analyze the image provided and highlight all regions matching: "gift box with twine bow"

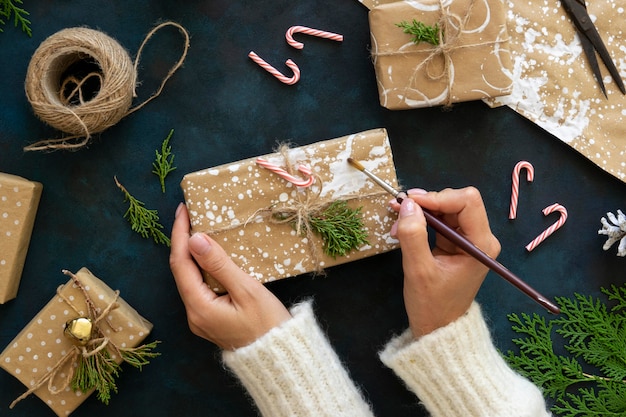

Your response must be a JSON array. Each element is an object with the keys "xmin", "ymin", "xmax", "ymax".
[
  {"xmin": 0, "ymin": 172, "xmax": 42, "ymax": 304},
  {"xmin": 0, "ymin": 268, "xmax": 156, "ymax": 416},
  {"xmin": 181, "ymin": 128, "xmax": 400, "ymax": 293},
  {"xmin": 368, "ymin": 0, "xmax": 513, "ymax": 109}
]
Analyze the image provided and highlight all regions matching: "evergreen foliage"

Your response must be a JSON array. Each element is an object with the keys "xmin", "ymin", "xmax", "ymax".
[{"xmin": 506, "ymin": 284, "xmax": 626, "ymax": 416}]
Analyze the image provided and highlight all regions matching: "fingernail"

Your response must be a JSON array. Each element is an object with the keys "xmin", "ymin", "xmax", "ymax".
[
  {"xmin": 175, "ymin": 202, "xmax": 185, "ymax": 218},
  {"xmin": 407, "ymin": 188, "xmax": 427, "ymax": 195},
  {"xmin": 189, "ymin": 233, "xmax": 212, "ymax": 255},
  {"xmin": 399, "ymin": 198, "xmax": 416, "ymax": 217}
]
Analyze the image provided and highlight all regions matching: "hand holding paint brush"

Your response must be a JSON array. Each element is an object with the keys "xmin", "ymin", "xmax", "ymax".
[{"xmin": 347, "ymin": 158, "xmax": 560, "ymax": 316}]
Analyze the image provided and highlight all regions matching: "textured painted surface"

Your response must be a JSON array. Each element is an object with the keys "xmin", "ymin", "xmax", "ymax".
[
  {"xmin": 182, "ymin": 129, "xmax": 399, "ymax": 291},
  {"xmin": 0, "ymin": 1, "xmax": 624, "ymax": 416},
  {"xmin": 490, "ymin": 0, "xmax": 626, "ymax": 182}
]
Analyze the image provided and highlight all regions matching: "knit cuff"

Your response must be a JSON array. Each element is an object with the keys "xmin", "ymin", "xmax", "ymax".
[
  {"xmin": 223, "ymin": 300, "xmax": 374, "ymax": 417},
  {"xmin": 379, "ymin": 302, "xmax": 549, "ymax": 417}
]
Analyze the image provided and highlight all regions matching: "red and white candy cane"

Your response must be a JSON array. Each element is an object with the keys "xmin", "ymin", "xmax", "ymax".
[
  {"xmin": 256, "ymin": 157, "xmax": 315, "ymax": 187},
  {"xmin": 285, "ymin": 25, "xmax": 344, "ymax": 50},
  {"xmin": 248, "ymin": 51, "xmax": 301, "ymax": 85},
  {"xmin": 525, "ymin": 203, "xmax": 568, "ymax": 252},
  {"xmin": 509, "ymin": 161, "xmax": 535, "ymax": 219}
]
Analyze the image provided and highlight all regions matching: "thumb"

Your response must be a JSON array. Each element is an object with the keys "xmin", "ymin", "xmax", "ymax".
[
  {"xmin": 188, "ymin": 233, "xmax": 259, "ymax": 296},
  {"xmin": 395, "ymin": 198, "xmax": 435, "ymax": 270}
]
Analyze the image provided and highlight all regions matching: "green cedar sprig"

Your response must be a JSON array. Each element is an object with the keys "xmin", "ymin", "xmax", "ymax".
[
  {"xmin": 0, "ymin": 0, "xmax": 31, "ymax": 36},
  {"xmin": 152, "ymin": 128, "xmax": 176, "ymax": 193},
  {"xmin": 396, "ymin": 19, "xmax": 440, "ymax": 46},
  {"xmin": 505, "ymin": 284, "xmax": 626, "ymax": 416},
  {"xmin": 308, "ymin": 200, "xmax": 369, "ymax": 259},
  {"xmin": 71, "ymin": 341, "xmax": 160, "ymax": 405},
  {"xmin": 72, "ymin": 348, "xmax": 119, "ymax": 405},
  {"xmin": 115, "ymin": 176, "xmax": 171, "ymax": 247}
]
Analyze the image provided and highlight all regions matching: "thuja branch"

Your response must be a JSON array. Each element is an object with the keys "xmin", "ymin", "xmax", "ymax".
[
  {"xmin": 72, "ymin": 348, "xmax": 120, "ymax": 405},
  {"xmin": 72, "ymin": 341, "xmax": 160, "ymax": 405},
  {"xmin": 114, "ymin": 176, "xmax": 171, "ymax": 247},
  {"xmin": 396, "ymin": 19, "xmax": 440, "ymax": 46},
  {"xmin": 308, "ymin": 200, "xmax": 369, "ymax": 258},
  {"xmin": 505, "ymin": 284, "xmax": 626, "ymax": 416},
  {"xmin": 0, "ymin": 0, "xmax": 31, "ymax": 36},
  {"xmin": 152, "ymin": 128, "xmax": 176, "ymax": 193}
]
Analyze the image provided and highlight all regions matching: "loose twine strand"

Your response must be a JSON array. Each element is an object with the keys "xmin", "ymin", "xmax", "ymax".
[
  {"xmin": 371, "ymin": 0, "xmax": 506, "ymax": 107},
  {"xmin": 10, "ymin": 270, "xmax": 122, "ymax": 408},
  {"xmin": 24, "ymin": 21, "xmax": 190, "ymax": 152}
]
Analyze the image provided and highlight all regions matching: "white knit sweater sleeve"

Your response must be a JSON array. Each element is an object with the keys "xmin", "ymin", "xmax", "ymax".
[
  {"xmin": 379, "ymin": 302, "xmax": 551, "ymax": 417},
  {"xmin": 222, "ymin": 300, "xmax": 375, "ymax": 417}
]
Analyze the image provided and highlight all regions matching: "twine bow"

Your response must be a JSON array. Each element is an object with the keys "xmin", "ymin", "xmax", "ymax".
[{"xmin": 249, "ymin": 145, "xmax": 327, "ymax": 273}]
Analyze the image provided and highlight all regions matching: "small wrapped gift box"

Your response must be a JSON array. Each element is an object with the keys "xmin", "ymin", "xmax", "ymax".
[
  {"xmin": 0, "ymin": 268, "xmax": 154, "ymax": 416},
  {"xmin": 0, "ymin": 173, "xmax": 43, "ymax": 304},
  {"xmin": 181, "ymin": 128, "xmax": 400, "ymax": 293},
  {"xmin": 368, "ymin": 0, "xmax": 513, "ymax": 109}
]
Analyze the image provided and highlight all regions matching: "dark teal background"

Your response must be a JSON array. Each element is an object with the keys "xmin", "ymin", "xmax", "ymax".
[{"xmin": 0, "ymin": 1, "xmax": 624, "ymax": 416}]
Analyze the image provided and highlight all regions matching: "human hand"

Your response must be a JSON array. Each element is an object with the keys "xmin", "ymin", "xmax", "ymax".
[
  {"xmin": 169, "ymin": 203, "xmax": 292, "ymax": 350},
  {"xmin": 389, "ymin": 187, "xmax": 501, "ymax": 338}
]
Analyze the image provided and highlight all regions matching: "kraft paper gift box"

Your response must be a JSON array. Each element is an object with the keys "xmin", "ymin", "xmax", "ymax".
[
  {"xmin": 0, "ymin": 267, "xmax": 154, "ymax": 416},
  {"xmin": 181, "ymin": 128, "xmax": 400, "ymax": 293},
  {"xmin": 368, "ymin": 0, "xmax": 513, "ymax": 110},
  {"xmin": 0, "ymin": 172, "xmax": 43, "ymax": 304}
]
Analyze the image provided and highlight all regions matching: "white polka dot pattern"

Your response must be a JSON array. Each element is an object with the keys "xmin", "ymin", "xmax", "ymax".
[
  {"xmin": 0, "ymin": 268, "xmax": 153, "ymax": 415},
  {"xmin": 0, "ymin": 173, "xmax": 43, "ymax": 304}
]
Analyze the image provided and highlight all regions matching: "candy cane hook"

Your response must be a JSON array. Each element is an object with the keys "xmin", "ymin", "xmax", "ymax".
[
  {"xmin": 509, "ymin": 161, "xmax": 534, "ymax": 220},
  {"xmin": 256, "ymin": 158, "xmax": 315, "ymax": 187},
  {"xmin": 525, "ymin": 203, "xmax": 568, "ymax": 252},
  {"xmin": 285, "ymin": 26, "xmax": 344, "ymax": 50},
  {"xmin": 248, "ymin": 51, "xmax": 301, "ymax": 85}
]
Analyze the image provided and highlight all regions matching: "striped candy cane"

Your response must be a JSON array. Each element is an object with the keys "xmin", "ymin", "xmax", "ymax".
[
  {"xmin": 256, "ymin": 157, "xmax": 315, "ymax": 187},
  {"xmin": 525, "ymin": 203, "xmax": 568, "ymax": 252},
  {"xmin": 248, "ymin": 51, "xmax": 301, "ymax": 85},
  {"xmin": 509, "ymin": 161, "xmax": 535, "ymax": 219},
  {"xmin": 285, "ymin": 25, "xmax": 344, "ymax": 50}
]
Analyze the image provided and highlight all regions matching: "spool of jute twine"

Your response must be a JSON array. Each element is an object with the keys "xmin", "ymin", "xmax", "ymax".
[{"xmin": 24, "ymin": 21, "xmax": 190, "ymax": 151}]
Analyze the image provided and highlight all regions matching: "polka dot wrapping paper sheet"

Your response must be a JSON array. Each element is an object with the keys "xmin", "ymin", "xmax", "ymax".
[
  {"xmin": 0, "ymin": 267, "xmax": 153, "ymax": 416},
  {"xmin": 0, "ymin": 173, "xmax": 43, "ymax": 304}
]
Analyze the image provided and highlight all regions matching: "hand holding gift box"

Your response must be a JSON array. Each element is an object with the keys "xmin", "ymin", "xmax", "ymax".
[
  {"xmin": 1, "ymin": 268, "xmax": 158, "ymax": 416},
  {"xmin": 368, "ymin": 0, "xmax": 513, "ymax": 109},
  {"xmin": 181, "ymin": 128, "xmax": 401, "ymax": 293}
]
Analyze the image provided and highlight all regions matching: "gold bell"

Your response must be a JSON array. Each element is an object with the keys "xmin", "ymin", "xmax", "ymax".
[{"xmin": 64, "ymin": 317, "xmax": 93, "ymax": 346}]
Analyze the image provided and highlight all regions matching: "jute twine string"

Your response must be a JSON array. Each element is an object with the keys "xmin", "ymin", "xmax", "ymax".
[
  {"xmin": 10, "ymin": 270, "xmax": 121, "ymax": 408},
  {"xmin": 372, "ymin": 0, "xmax": 506, "ymax": 107},
  {"xmin": 246, "ymin": 145, "xmax": 327, "ymax": 273},
  {"xmin": 24, "ymin": 21, "xmax": 190, "ymax": 151}
]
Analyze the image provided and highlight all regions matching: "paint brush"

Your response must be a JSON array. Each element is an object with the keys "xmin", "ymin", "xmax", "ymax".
[{"xmin": 347, "ymin": 157, "xmax": 560, "ymax": 314}]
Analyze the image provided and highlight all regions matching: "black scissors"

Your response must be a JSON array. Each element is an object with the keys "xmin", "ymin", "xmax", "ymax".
[{"xmin": 561, "ymin": 0, "xmax": 626, "ymax": 98}]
